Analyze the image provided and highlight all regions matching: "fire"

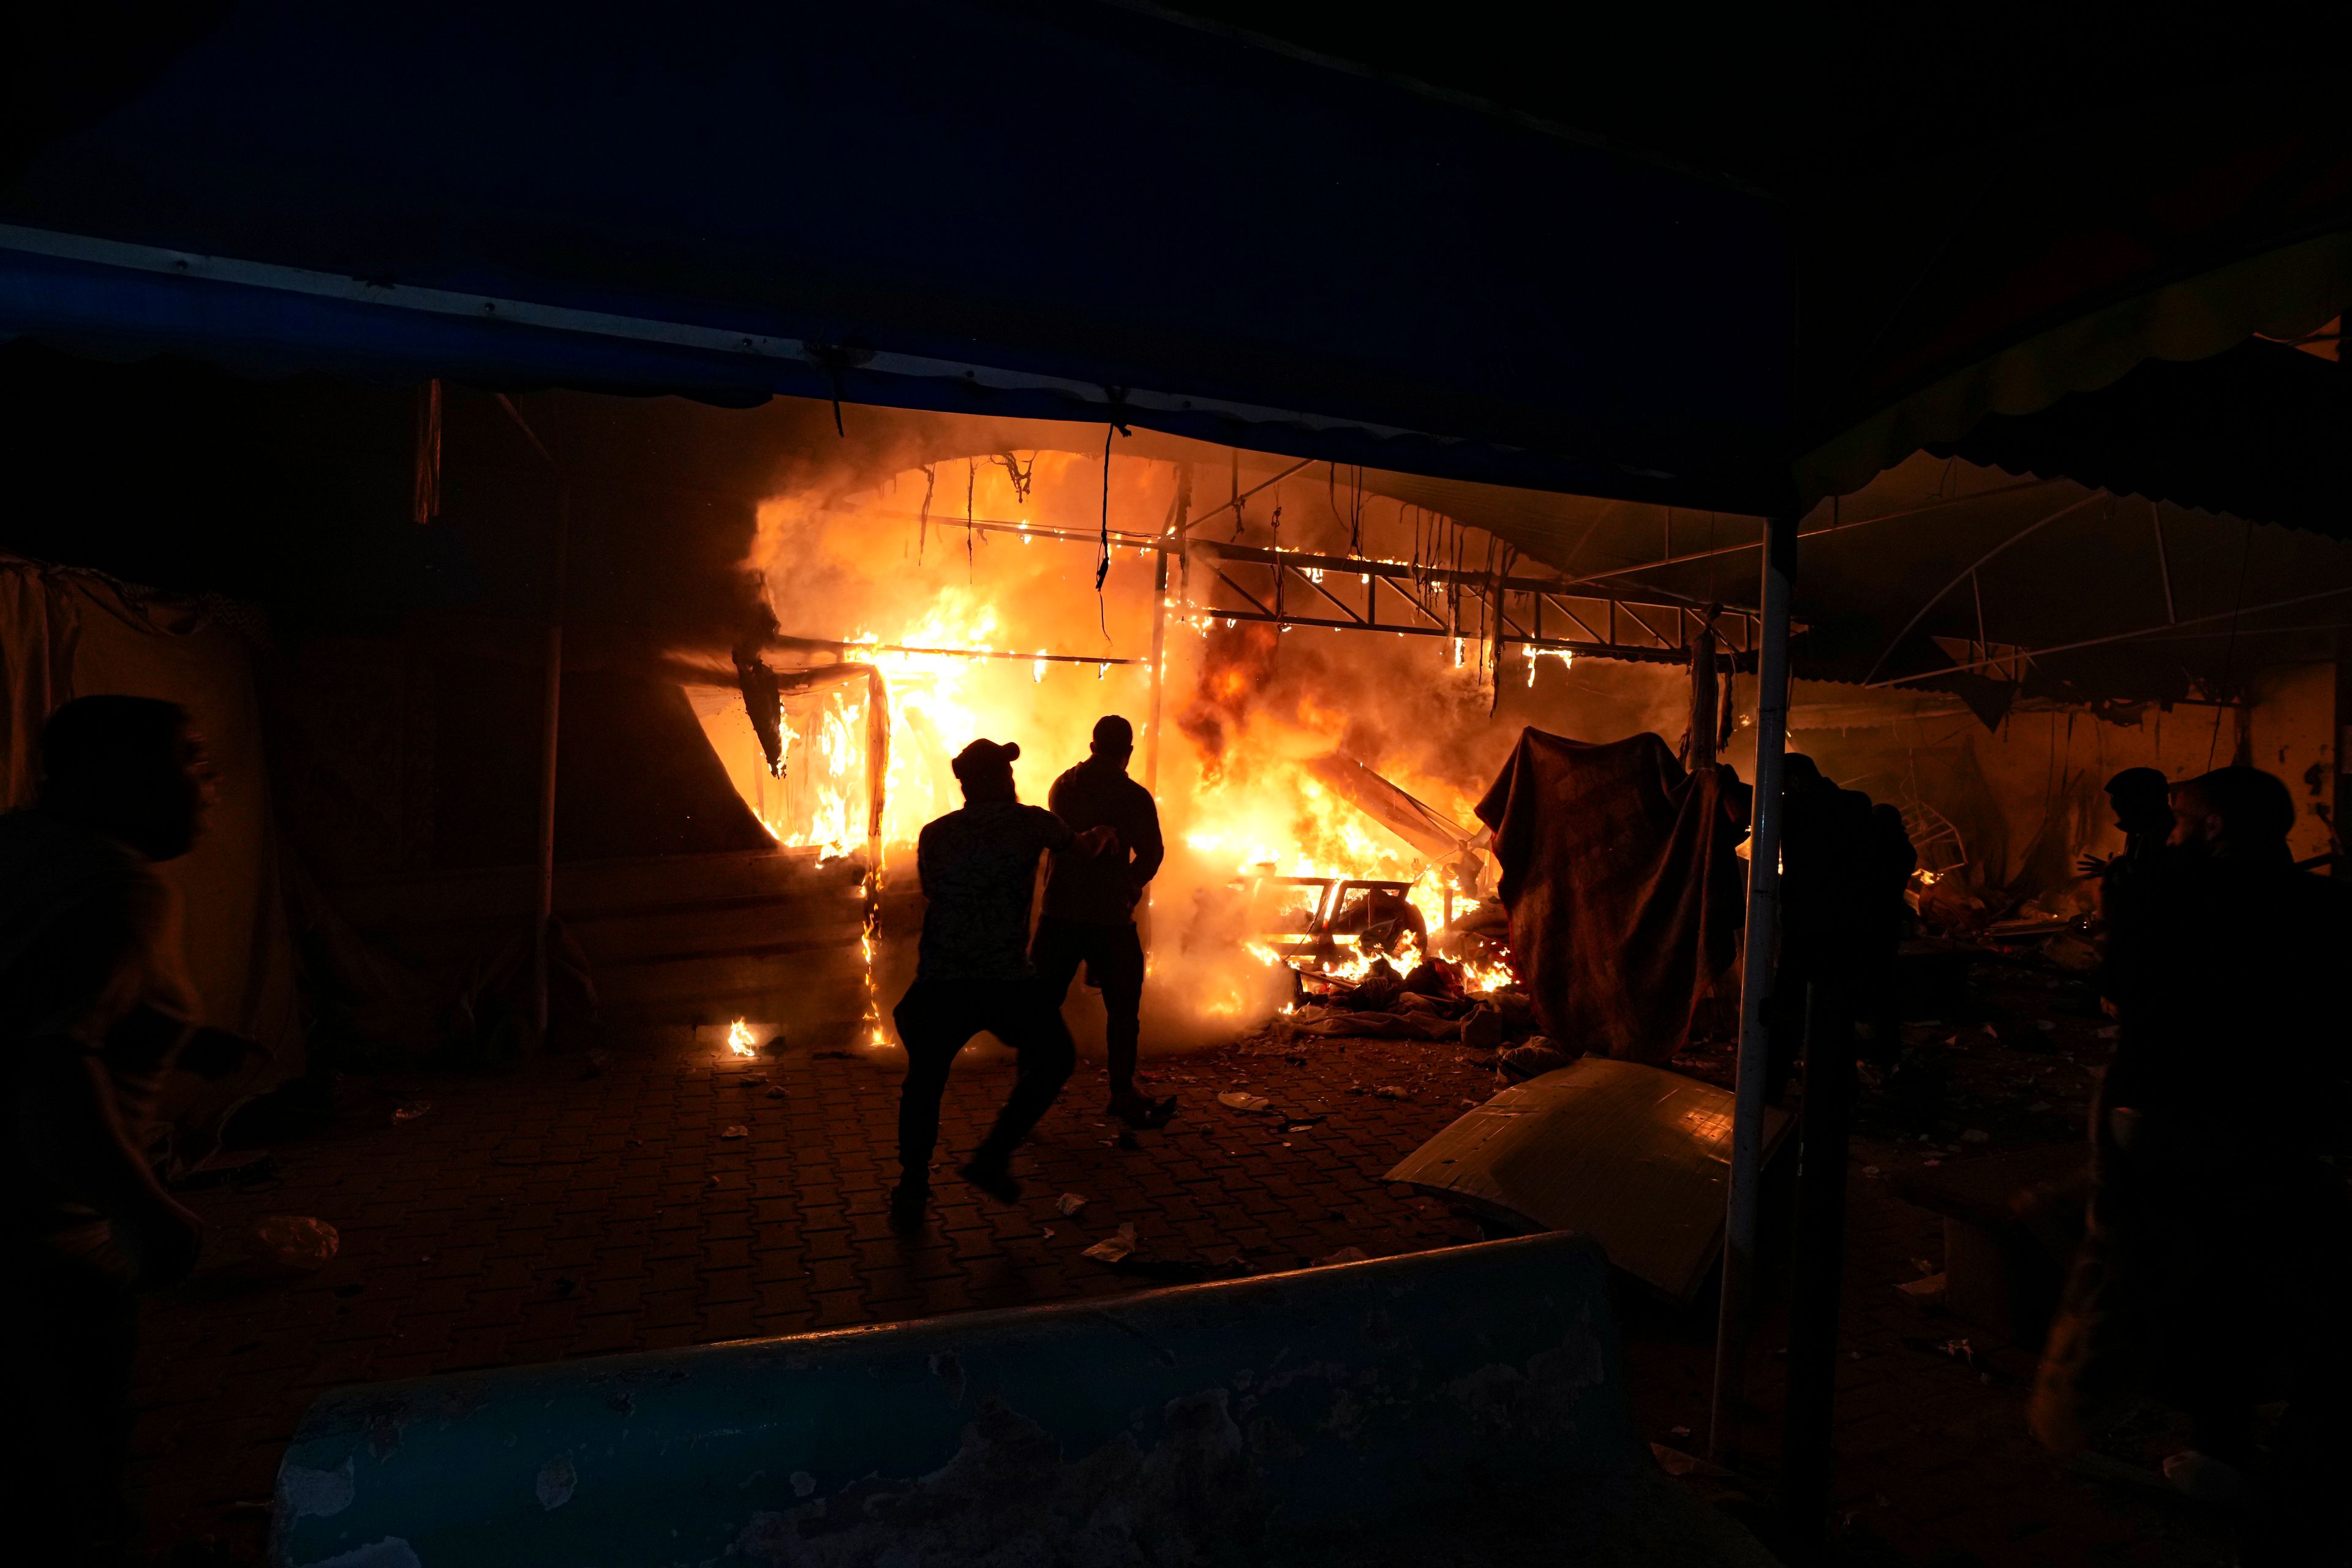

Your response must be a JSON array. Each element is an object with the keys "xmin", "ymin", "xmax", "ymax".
[
  {"xmin": 725, "ymin": 1018, "xmax": 756, "ymax": 1058},
  {"xmin": 726, "ymin": 447, "xmax": 1524, "ymax": 1044}
]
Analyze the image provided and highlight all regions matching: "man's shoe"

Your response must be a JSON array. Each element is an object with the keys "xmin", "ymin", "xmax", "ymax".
[
  {"xmin": 888, "ymin": 1182, "xmax": 930, "ymax": 1233},
  {"xmin": 1107, "ymin": 1091, "xmax": 1178, "ymax": 1129},
  {"xmin": 959, "ymin": 1156, "xmax": 1020, "ymax": 1205}
]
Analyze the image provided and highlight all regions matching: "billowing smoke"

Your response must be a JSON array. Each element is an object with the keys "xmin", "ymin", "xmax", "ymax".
[{"xmin": 710, "ymin": 419, "xmax": 1693, "ymax": 1057}]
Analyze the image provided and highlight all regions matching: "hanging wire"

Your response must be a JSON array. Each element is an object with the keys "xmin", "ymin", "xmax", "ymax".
[
  {"xmin": 917, "ymin": 463, "xmax": 935, "ymax": 562},
  {"xmin": 965, "ymin": 459, "xmax": 976, "ymax": 580},
  {"xmin": 1096, "ymin": 424, "xmax": 1117, "ymax": 638}
]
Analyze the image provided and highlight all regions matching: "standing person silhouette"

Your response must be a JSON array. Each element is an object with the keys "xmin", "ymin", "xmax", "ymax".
[
  {"xmin": 1033, "ymin": 716, "xmax": 1173, "ymax": 1128},
  {"xmin": 2035, "ymin": 767, "xmax": 2352, "ymax": 1558},
  {"xmin": 1, "ymin": 696, "xmax": 228, "ymax": 1565},
  {"xmin": 890, "ymin": 739, "xmax": 1115, "ymax": 1232}
]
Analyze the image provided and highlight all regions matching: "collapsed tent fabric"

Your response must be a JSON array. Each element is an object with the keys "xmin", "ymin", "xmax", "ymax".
[
  {"xmin": 1474, "ymin": 729, "xmax": 1747, "ymax": 1064},
  {"xmin": 0, "ymin": 555, "xmax": 302, "ymax": 1151}
]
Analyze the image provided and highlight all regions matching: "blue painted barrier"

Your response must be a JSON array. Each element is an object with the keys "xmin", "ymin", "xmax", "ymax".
[{"xmin": 273, "ymin": 1234, "xmax": 1755, "ymax": 1567}]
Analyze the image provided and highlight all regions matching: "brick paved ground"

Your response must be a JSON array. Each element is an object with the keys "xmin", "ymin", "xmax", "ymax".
[
  {"xmin": 134, "ymin": 1025, "xmax": 1495, "ymax": 1559},
  {"xmin": 138, "ymin": 1000, "xmax": 2242, "ymax": 1566}
]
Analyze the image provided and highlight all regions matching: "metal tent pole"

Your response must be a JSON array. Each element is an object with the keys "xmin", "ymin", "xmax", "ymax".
[
  {"xmin": 495, "ymin": 391, "xmax": 569, "ymax": 1047},
  {"xmin": 532, "ymin": 478, "xmax": 570, "ymax": 1042},
  {"xmin": 1708, "ymin": 510, "xmax": 1796, "ymax": 1458}
]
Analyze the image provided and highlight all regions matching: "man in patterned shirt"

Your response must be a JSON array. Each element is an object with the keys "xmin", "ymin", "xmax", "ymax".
[{"xmin": 891, "ymin": 739, "xmax": 1114, "ymax": 1231}]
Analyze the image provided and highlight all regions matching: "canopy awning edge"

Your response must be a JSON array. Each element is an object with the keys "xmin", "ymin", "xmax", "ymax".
[{"xmin": 1795, "ymin": 230, "xmax": 2352, "ymax": 510}]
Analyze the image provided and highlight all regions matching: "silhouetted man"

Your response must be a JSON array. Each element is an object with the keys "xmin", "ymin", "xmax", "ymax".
[
  {"xmin": 1034, "ymin": 715, "xmax": 1172, "ymax": 1128},
  {"xmin": 891, "ymin": 739, "xmax": 1115, "ymax": 1232},
  {"xmin": 2083, "ymin": 766, "xmax": 2173, "ymax": 1011},
  {"xmin": 2, "ymin": 696, "xmax": 220, "ymax": 1564},
  {"xmin": 2079, "ymin": 766, "xmax": 2173, "ymax": 888},
  {"xmin": 2035, "ymin": 767, "xmax": 2351, "ymax": 1557}
]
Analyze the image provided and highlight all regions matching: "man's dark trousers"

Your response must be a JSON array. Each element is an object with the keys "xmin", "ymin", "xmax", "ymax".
[
  {"xmin": 892, "ymin": 977, "xmax": 1076, "ymax": 1186},
  {"xmin": 1031, "ymin": 916, "xmax": 1145, "ymax": 1096}
]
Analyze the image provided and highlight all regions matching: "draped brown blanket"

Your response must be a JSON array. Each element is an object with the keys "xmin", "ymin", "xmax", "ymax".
[{"xmin": 1474, "ymin": 730, "xmax": 1748, "ymax": 1063}]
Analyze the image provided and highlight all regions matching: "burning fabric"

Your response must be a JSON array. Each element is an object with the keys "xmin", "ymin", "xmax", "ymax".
[{"xmin": 1474, "ymin": 730, "xmax": 1749, "ymax": 1064}]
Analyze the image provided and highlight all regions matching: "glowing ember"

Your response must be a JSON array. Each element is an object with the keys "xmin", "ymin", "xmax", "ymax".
[{"xmin": 725, "ymin": 1018, "xmax": 757, "ymax": 1058}]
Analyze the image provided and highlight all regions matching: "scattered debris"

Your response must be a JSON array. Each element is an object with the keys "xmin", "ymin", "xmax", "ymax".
[
  {"xmin": 579, "ymin": 1049, "xmax": 612, "ymax": 1079},
  {"xmin": 1372, "ymin": 1085, "xmax": 1411, "ymax": 1100},
  {"xmin": 739, "ymin": 1075, "xmax": 768, "ymax": 1087},
  {"xmin": 1651, "ymin": 1443, "xmax": 1733, "ymax": 1479},
  {"xmin": 1961, "ymin": 1128, "xmax": 1990, "ymax": 1144},
  {"xmin": 554, "ymin": 1276, "xmax": 579, "ymax": 1297},
  {"xmin": 1316, "ymin": 1245, "xmax": 1369, "ymax": 1265},
  {"xmin": 1217, "ymin": 1091, "xmax": 1273, "ymax": 1112},
  {"xmin": 1081, "ymin": 1224, "xmax": 1139, "ymax": 1263},
  {"xmin": 1277, "ymin": 1118, "xmax": 1321, "ymax": 1134},
  {"xmin": 1057, "ymin": 1193, "xmax": 1089, "ymax": 1217},
  {"xmin": 251, "ymin": 1215, "xmax": 339, "ymax": 1273},
  {"xmin": 765, "ymin": 1086, "xmax": 787, "ymax": 1099},
  {"xmin": 1460, "ymin": 1006, "xmax": 1504, "ymax": 1052},
  {"xmin": 1895, "ymin": 1272, "xmax": 1948, "ymax": 1306},
  {"xmin": 720, "ymin": 1125, "xmax": 749, "ymax": 1139},
  {"xmin": 391, "ymin": 1101, "xmax": 432, "ymax": 1123},
  {"xmin": 1496, "ymin": 1037, "xmax": 1575, "ymax": 1082},
  {"xmin": 2163, "ymin": 1451, "xmax": 2253, "ymax": 1506},
  {"xmin": 1897, "ymin": 1333, "xmax": 2012, "ymax": 1385}
]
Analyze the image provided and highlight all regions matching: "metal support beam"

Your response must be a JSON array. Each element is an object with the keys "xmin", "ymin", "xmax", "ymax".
[
  {"xmin": 1146, "ymin": 465, "xmax": 1189, "ymax": 793},
  {"xmin": 1860, "ymin": 494, "xmax": 2106, "ymax": 685},
  {"xmin": 496, "ymin": 393, "xmax": 568, "ymax": 1047},
  {"xmin": 1870, "ymin": 581, "xmax": 2352, "ymax": 685},
  {"xmin": 1191, "ymin": 540, "xmax": 1770, "ymax": 666},
  {"xmin": 1779, "ymin": 981, "xmax": 1858, "ymax": 1543},
  {"xmin": 532, "ymin": 499, "xmax": 567, "ymax": 1042},
  {"xmin": 1711, "ymin": 510, "xmax": 1795, "ymax": 1459}
]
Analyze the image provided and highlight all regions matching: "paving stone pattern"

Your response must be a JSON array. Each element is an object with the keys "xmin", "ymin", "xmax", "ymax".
[{"xmin": 138, "ymin": 1024, "xmax": 2235, "ymax": 1564}]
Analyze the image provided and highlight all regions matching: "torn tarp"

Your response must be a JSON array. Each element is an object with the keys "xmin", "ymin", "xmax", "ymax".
[
  {"xmin": 1308, "ymin": 752, "xmax": 1482, "ymax": 862},
  {"xmin": 1474, "ymin": 731, "xmax": 1748, "ymax": 1063}
]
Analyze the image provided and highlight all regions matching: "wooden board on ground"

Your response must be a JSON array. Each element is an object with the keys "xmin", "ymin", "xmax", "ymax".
[{"xmin": 1385, "ymin": 1058, "xmax": 1792, "ymax": 1303}]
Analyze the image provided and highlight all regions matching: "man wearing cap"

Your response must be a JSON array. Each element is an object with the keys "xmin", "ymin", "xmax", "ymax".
[
  {"xmin": 1033, "ymin": 715, "xmax": 1172, "ymax": 1128},
  {"xmin": 891, "ymin": 739, "xmax": 1115, "ymax": 1231}
]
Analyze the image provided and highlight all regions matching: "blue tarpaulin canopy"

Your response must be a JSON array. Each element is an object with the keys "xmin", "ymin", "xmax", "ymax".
[
  {"xmin": 0, "ymin": 1, "xmax": 1790, "ymax": 511},
  {"xmin": 6, "ymin": 2, "xmax": 2351, "ymax": 518}
]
